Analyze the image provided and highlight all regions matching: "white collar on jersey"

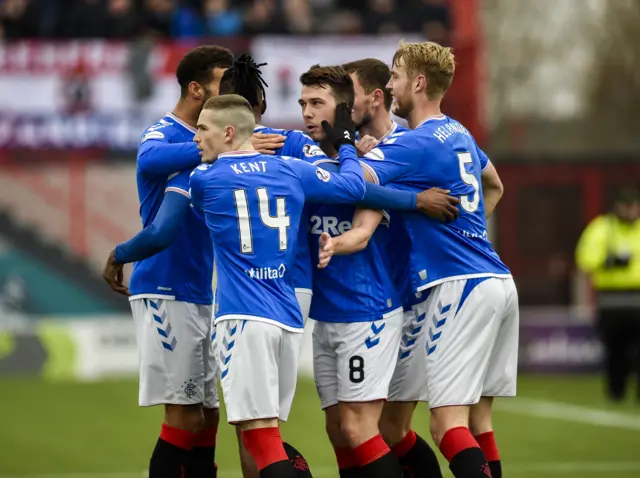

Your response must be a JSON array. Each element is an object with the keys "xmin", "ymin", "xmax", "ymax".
[
  {"xmin": 218, "ymin": 150, "xmax": 260, "ymax": 159},
  {"xmin": 166, "ymin": 112, "xmax": 197, "ymax": 134},
  {"xmin": 379, "ymin": 121, "xmax": 399, "ymax": 142},
  {"xmin": 415, "ymin": 114, "xmax": 446, "ymax": 129}
]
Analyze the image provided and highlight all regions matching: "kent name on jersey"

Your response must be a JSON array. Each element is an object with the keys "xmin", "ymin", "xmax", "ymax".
[
  {"xmin": 129, "ymin": 113, "xmax": 213, "ymax": 303},
  {"xmin": 190, "ymin": 148, "xmax": 365, "ymax": 332},
  {"xmin": 361, "ymin": 115, "xmax": 511, "ymax": 292}
]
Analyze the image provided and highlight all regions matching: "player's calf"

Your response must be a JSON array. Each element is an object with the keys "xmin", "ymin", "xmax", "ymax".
[
  {"xmin": 380, "ymin": 401, "xmax": 442, "ymax": 478},
  {"xmin": 240, "ymin": 419, "xmax": 298, "ymax": 478},
  {"xmin": 184, "ymin": 407, "xmax": 219, "ymax": 477},
  {"xmin": 325, "ymin": 405, "xmax": 359, "ymax": 478},
  {"xmin": 149, "ymin": 404, "xmax": 204, "ymax": 478},
  {"xmin": 470, "ymin": 398, "xmax": 501, "ymax": 478},
  {"xmin": 431, "ymin": 406, "xmax": 491, "ymax": 478},
  {"xmin": 340, "ymin": 400, "xmax": 403, "ymax": 478}
]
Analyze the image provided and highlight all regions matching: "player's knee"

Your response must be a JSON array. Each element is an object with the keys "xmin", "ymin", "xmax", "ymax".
[
  {"xmin": 165, "ymin": 403, "xmax": 205, "ymax": 434},
  {"xmin": 429, "ymin": 407, "xmax": 469, "ymax": 446},
  {"xmin": 339, "ymin": 407, "xmax": 381, "ymax": 447}
]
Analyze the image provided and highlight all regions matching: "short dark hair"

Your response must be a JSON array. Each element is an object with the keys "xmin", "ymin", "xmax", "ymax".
[
  {"xmin": 343, "ymin": 58, "xmax": 393, "ymax": 111},
  {"xmin": 299, "ymin": 65, "xmax": 354, "ymax": 107},
  {"xmin": 176, "ymin": 45, "xmax": 233, "ymax": 97},
  {"xmin": 219, "ymin": 53, "xmax": 268, "ymax": 109}
]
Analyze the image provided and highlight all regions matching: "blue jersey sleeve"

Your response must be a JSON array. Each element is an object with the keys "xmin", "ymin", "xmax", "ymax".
[
  {"xmin": 137, "ymin": 133, "xmax": 202, "ymax": 177},
  {"xmin": 287, "ymin": 144, "xmax": 365, "ymax": 204},
  {"xmin": 188, "ymin": 164, "xmax": 212, "ymax": 212},
  {"xmin": 281, "ymin": 130, "xmax": 324, "ymax": 161},
  {"xmin": 358, "ymin": 183, "xmax": 417, "ymax": 210},
  {"xmin": 361, "ymin": 136, "xmax": 418, "ymax": 185},
  {"xmin": 114, "ymin": 192, "xmax": 190, "ymax": 264},
  {"xmin": 477, "ymin": 145, "xmax": 490, "ymax": 171}
]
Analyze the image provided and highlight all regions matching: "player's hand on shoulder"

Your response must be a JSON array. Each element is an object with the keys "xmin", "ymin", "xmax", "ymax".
[
  {"xmin": 321, "ymin": 103, "xmax": 356, "ymax": 150},
  {"xmin": 251, "ymin": 132, "xmax": 286, "ymax": 154},
  {"xmin": 417, "ymin": 188, "xmax": 461, "ymax": 222},
  {"xmin": 317, "ymin": 232, "xmax": 335, "ymax": 269},
  {"xmin": 103, "ymin": 249, "xmax": 131, "ymax": 296},
  {"xmin": 356, "ymin": 135, "xmax": 379, "ymax": 156}
]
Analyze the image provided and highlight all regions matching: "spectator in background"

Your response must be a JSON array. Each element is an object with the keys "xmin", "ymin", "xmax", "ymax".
[
  {"xmin": 576, "ymin": 188, "xmax": 640, "ymax": 403},
  {"xmin": 1, "ymin": 0, "xmax": 28, "ymax": 39},
  {"xmin": 172, "ymin": 0, "xmax": 205, "ymax": 38},
  {"xmin": 143, "ymin": 0, "xmax": 174, "ymax": 37},
  {"xmin": 408, "ymin": 0, "xmax": 450, "ymax": 45},
  {"xmin": 243, "ymin": 0, "xmax": 288, "ymax": 35},
  {"xmin": 363, "ymin": 0, "xmax": 403, "ymax": 34},
  {"xmin": 63, "ymin": 0, "xmax": 107, "ymax": 38},
  {"xmin": 106, "ymin": 0, "xmax": 139, "ymax": 39},
  {"xmin": 203, "ymin": 0, "xmax": 243, "ymax": 36}
]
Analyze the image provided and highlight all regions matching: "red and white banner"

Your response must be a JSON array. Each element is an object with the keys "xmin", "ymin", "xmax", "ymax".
[{"xmin": 0, "ymin": 37, "xmax": 419, "ymax": 150}]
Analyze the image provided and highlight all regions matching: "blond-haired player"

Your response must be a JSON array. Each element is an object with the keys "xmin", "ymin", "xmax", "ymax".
[{"xmin": 331, "ymin": 41, "xmax": 517, "ymax": 478}]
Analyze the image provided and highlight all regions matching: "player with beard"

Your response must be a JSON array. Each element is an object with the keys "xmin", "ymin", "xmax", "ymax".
[
  {"xmin": 101, "ymin": 46, "xmax": 232, "ymax": 478},
  {"xmin": 341, "ymin": 58, "xmax": 446, "ymax": 478},
  {"xmin": 349, "ymin": 42, "xmax": 514, "ymax": 478}
]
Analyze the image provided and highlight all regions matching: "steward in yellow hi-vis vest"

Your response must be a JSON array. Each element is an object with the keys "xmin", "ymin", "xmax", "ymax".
[{"xmin": 576, "ymin": 188, "xmax": 640, "ymax": 402}]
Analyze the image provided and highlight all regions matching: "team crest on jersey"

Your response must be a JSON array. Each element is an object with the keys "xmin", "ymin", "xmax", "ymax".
[
  {"xmin": 316, "ymin": 168, "xmax": 331, "ymax": 182},
  {"xmin": 303, "ymin": 144, "xmax": 325, "ymax": 158},
  {"xmin": 365, "ymin": 147, "xmax": 385, "ymax": 161}
]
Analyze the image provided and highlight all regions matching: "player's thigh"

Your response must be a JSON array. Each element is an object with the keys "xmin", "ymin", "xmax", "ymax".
[
  {"xmin": 336, "ymin": 309, "xmax": 404, "ymax": 403},
  {"xmin": 217, "ymin": 319, "xmax": 283, "ymax": 423},
  {"xmin": 131, "ymin": 298, "xmax": 208, "ymax": 407},
  {"xmin": 483, "ymin": 278, "xmax": 519, "ymax": 398},
  {"xmin": 278, "ymin": 329, "xmax": 303, "ymax": 422},
  {"xmin": 313, "ymin": 320, "xmax": 339, "ymax": 410},
  {"xmin": 425, "ymin": 278, "xmax": 509, "ymax": 409},
  {"xmin": 388, "ymin": 302, "xmax": 430, "ymax": 403},
  {"xmin": 202, "ymin": 307, "xmax": 220, "ymax": 410}
]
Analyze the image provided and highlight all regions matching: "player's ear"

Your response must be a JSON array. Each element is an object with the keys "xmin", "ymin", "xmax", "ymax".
[
  {"xmin": 261, "ymin": 98, "xmax": 267, "ymax": 116},
  {"xmin": 414, "ymin": 74, "xmax": 427, "ymax": 94},
  {"xmin": 189, "ymin": 81, "xmax": 203, "ymax": 100},
  {"xmin": 372, "ymin": 88, "xmax": 384, "ymax": 108},
  {"xmin": 224, "ymin": 125, "xmax": 235, "ymax": 145}
]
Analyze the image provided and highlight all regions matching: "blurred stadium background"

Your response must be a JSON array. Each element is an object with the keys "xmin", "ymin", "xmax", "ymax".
[{"xmin": 1, "ymin": 0, "xmax": 640, "ymax": 476}]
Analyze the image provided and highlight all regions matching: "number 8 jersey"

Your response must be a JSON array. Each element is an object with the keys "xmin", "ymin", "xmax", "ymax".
[
  {"xmin": 190, "ymin": 148, "xmax": 366, "ymax": 332},
  {"xmin": 360, "ymin": 115, "xmax": 511, "ymax": 293}
]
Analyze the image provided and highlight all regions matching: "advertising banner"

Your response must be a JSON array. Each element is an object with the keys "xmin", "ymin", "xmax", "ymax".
[{"xmin": 519, "ymin": 319, "xmax": 602, "ymax": 374}]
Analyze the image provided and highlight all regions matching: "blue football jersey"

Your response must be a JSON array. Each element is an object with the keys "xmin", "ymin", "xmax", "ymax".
[
  {"xmin": 254, "ymin": 126, "xmax": 327, "ymax": 293},
  {"xmin": 308, "ymin": 159, "xmax": 401, "ymax": 323},
  {"xmin": 361, "ymin": 115, "xmax": 511, "ymax": 293},
  {"xmin": 189, "ymin": 149, "xmax": 365, "ymax": 331},
  {"xmin": 129, "ymin": 114, "xmax": 213, "ymax": 304},
  {"xmin": 366, "ymin": 122, "xmax": 427, "ymax": 309}
]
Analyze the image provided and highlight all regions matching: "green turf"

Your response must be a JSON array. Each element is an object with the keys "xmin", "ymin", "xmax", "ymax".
[{"xmin": 0, "ymin": 375, "xmax": 639, "ymax": 477}]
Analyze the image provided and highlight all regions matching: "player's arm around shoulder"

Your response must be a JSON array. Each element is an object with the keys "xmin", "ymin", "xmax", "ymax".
[
  {"xmin": 137, "ymin": 127, "xmax": 202, "ymax": 177},
  {"xmin": 285, "ymin": 148, "xmax": 366, "ymax": 204},
  {"xmin": 317, "ymin": 208, "xmax": 384, "ymax": 269}
]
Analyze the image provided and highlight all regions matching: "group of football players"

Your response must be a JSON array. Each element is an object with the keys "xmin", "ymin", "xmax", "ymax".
[{"xmin": 103, "ymin": 40, "xmax": 519, "ymax": 478}]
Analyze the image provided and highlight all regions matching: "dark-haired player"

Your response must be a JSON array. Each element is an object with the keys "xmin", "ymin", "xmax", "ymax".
[{"xmin": 101, "ymin": 45, "xmax": 233, "ymax": 478}]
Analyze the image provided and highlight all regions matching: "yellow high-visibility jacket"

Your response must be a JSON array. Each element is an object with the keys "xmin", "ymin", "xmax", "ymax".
[{"xmin": 575, "ymin": 214, "xmax": 640, "ymax": 290}]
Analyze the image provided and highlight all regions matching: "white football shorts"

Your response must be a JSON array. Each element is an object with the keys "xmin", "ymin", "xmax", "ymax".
[
  {"xmin": 295, "ymin": 288, "xmax": 315, "ymax": 372},
  {"xmin": 424, "ymin": 277, "xmax": 519, "ymax": 409},
  {"xmin": 388, "ymin": 300, "xmax": 430, "ymax": 403},
  {"xmin": 131, "ymin": 298, "xmax": 218, "ymax": 408},
  {"xmin": 217, "ymin": 319, "xmax": 303, "ymax": 423},
  {"xmin": 312, "ymin": 308, "xmax": 404, "ymax": 409}
]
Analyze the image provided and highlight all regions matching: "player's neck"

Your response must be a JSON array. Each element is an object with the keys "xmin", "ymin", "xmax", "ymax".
[
  {"xmin": 172, "ymin": 100, "xmax": 199, "ymax": 129},
  {"xmin": 359, "ymin": 113, "xmax": 394, "ymax": 141},
  {"xmin": 408, "ymin": 102, "xmax": 442, "ymax": 130}
]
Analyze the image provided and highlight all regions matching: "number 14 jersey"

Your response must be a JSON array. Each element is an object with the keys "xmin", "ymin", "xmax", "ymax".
[{"xmin": 189, "ymin": 149, "xmax": 365, "ymax": 332}]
